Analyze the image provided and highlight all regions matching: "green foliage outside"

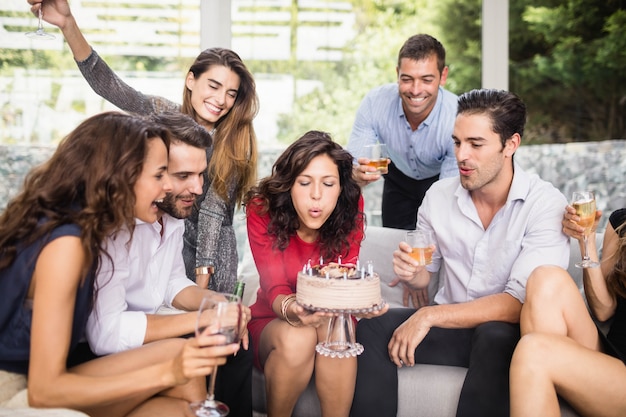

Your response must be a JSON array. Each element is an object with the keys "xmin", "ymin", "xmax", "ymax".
[
  {"xmin": 2, "ymin": 1, "xmax": 624, "ymax": 145},
  {"xmin": 271, "ymin": 0, "xmax": 626, "ymax": 145},
  {"xmin": 264, "ymin": 0, "xmax": 441, "ymax": 144}
]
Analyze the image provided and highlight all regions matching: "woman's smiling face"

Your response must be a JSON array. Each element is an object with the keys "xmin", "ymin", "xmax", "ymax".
[
  {"xmin": 290, "ymin": 154, "xmax": 341, "ymax": 243},
  {"xmin": 185, "ymin": 65, "xmax": 240, "ymax": 130},
  {"xmin": 133, "ymin": 138, "xmax": 171, "ymax": 223}
]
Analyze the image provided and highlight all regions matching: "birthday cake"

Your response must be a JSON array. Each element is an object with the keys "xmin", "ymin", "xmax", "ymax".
[{"xmin": 296, "ymin": 262, "xmax": 382, "ymax": 311}]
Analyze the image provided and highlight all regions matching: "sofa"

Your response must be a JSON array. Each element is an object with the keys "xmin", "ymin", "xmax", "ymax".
[
  {"xmin": 241, "ymin": 225, "xmax": 602, "ymax": 417},
  {"xmin": 2, "ymin": 226, "xmax": 597, "ymax": 417}
]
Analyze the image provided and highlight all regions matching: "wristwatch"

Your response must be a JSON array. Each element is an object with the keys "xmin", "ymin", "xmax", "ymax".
[{"xmin": 195, "ymin": 265, "xmax": 214, "ymax": 275}]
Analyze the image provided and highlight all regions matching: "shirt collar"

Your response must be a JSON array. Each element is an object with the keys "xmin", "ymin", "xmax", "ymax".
[
  {"xmin": 507, "ymin": 162, "xmax": 531, "ymax": 203},
  {"xmin": 134, "ymin": 214, "xmax": 184, "ymax": 238}
]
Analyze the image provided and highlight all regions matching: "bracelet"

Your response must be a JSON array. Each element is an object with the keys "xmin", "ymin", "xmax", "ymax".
[
  {"xmin": 195, "ymin": 265, "xmax": 214, "ymax": 275},
  {"xmin": 280, "ymin": 294, "xmax": 302, "ymax": 327}
]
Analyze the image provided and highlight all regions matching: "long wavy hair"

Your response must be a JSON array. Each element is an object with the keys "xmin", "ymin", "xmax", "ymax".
[
  {"xmin": 0, "ymin": 112, "xmax": 169, "ymax": 284},
  {"xmin": 607, "ymin": 221, "xmax": 626, "ymax": 299},
  {"xmin": 244, "ymin": 131, "xmax": 364, "ymax": 260},
  {"xmin": 181, "ymin": 47, "xmax": 258, "ymax": 205}
]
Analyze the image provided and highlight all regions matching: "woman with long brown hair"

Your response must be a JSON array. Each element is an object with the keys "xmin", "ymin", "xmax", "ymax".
[
  {"xmin": 510, "ymin": 207, "xmax": 626, "ymax": 416},
  {"xmin": 0, "ymin": 112, "xmax": 237, "ymax": 416},
  {"xmin": 27, "ymin": 0, "xmax": 259, "ymax": 294}
]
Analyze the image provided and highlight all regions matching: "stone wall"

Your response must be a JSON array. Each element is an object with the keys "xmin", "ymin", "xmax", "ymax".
[{"xmin": 1, "ymin": 140, "xmax": 624, "ymax": 261}]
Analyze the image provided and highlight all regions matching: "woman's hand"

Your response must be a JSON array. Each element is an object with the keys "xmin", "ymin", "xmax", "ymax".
[
  {"xmin": 562, "ymin": 205, "xmax": 602, "ymax": 241},
  {"xmin": 27, "ymin": 0, "xmax": 73, "ymax": 30},
  {"xmin": 293, "ymin": 304, "xmax": 330, "ymax": 328},
  {"xmin": 239, "ymin": 304, "xmax": 251, "ymax": 350},
  {"xmin": 172, "ymin": 331, "xmax": 240, "ymax": 384},
  {"xmin": 353, "ymin": 303, "xmax": 389, "ymax": 319}
]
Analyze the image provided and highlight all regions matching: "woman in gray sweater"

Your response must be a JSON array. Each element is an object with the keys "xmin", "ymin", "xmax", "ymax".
[{"xmin": 29, "ymin": 0, "xmax": 259, "ymax": 294}]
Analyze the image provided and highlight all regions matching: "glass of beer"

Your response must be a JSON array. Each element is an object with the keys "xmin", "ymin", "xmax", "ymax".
[
  {"xmin": 406, "ymin": 229, "xmax": 434, "ymax": 266},
  {"xmin": 572, "ymin": 191, "xmax": 600, "ymax": 268},
  {"xmin": 363, "ymin": 143, "xmax": 389, "ymax": 174}
]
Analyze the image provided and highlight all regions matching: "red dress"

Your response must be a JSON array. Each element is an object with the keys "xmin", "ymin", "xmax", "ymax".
[{"xmin": 247, "ymin": 196, "xmax": 364, "ymax": 369}]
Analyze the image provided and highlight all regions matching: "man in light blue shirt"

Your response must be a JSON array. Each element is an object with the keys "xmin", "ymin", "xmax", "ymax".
[{"xmin": 348, "ymin": 34, "xmax": 458, "ymax": 230}]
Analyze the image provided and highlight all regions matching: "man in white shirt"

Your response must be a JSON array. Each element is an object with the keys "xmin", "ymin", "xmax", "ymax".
[
  {"xmin": 86, "ymin": 112, "xmax": 252, "ymax": 417},
  {"xmin": 351, "ymin": 89, "xmax": 570, "ymax": 417}
]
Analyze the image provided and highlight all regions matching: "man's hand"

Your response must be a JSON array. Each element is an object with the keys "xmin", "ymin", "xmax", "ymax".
[
  {"xmin": 389, "ymin": 278, "xmax": 429, "ymax": 308},
  {"xmin": 392, "ymin": 241, "xmax": 431, "ymax": 290},
  {"xmin": 352, "ymin": 158, "xmax": 388, "ymax": 187},
  {"xmin": 387, "ymin": 307, "xmax": 433, "ymax": 368}
]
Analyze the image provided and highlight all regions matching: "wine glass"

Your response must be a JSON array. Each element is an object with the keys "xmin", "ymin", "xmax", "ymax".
[
  {"xmin": 572, "ymin": 191, "xmax": 600, "ymax": 268},
  {"xmin": 191, "ymin": 294, "xmax": 242, "ymax": 417},
  {"xmin": 26, "ymin": 4, "xmax": 55, "ymax": 40}
]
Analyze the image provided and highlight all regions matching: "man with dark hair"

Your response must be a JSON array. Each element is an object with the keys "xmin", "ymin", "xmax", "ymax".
[
  {"xmin": 350, "ymin": 89, "xmax": 570, "ymax": 417},
  {"xmin": 348, "ymin": 34, "xmax": 458, "ymax": 231}
]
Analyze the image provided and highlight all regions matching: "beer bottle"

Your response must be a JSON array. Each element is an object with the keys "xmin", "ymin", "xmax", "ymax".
[{"xmin": 233, "ymin": 280, "xmax": 245, "ymax": 299}]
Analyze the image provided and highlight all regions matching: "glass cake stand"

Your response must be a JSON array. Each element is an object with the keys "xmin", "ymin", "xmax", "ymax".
[{"xmin": 298, "ymin": 301, "xmax": 386, "ymax": 358}]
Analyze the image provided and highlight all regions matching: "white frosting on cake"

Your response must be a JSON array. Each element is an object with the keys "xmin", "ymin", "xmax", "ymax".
[{"xmin": 296, "ymin": 263, "xmax": 382, "ymax": 311}]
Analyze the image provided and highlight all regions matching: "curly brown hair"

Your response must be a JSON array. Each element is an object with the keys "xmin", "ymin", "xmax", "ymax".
[
  {"xmin": 0, "ymin": 112, "xmax": 169, "ymax": 284},
  {"xmin": 607, "ymin": 221, "xmax": 626, "ymax": 299},
  {"xmin": 182, "ymin": 47, "xmax": 258, "ymax": 206},
  {"xmin": 244, "ymin": 131, "xmax": 364, "ymax": 260}
]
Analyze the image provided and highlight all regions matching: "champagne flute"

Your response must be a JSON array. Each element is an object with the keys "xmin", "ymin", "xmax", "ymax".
[
  {"xmin": 572, "ymin": 191, "xmax": 600, "ymax": 268},
  {"xmin": 26, "ymin": 3, "xmax": 55, "ymax": 40},
  {"xmin": 191, "ymin": 294, "xmax": 242, "ymax": 417}
]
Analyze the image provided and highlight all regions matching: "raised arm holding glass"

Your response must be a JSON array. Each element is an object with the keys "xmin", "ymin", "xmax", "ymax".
[{"xmin": 510, "ymin": 208, "xmax": 626, "ymax": 417}]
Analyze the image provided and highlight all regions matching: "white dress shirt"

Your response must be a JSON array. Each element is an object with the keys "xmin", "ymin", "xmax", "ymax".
[
  {"xmin": 87, "ymin": 215, "xmax": 196, "ymax": 355},
  {"xmin": 419, "ymin": 163, "xmax": 570, "ymax": 305}
]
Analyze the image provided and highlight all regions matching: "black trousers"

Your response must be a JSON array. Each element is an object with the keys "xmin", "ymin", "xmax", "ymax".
[
  {"xmin": 350, "ymin": 308, "xmax": 520, "ymax": 417},
  {"xmin": 213, "ymin": 342, "xmax": 253, "ymax": 417},
  {"xmin": 382, "ymin": 162, "xmax": 439, "ymax": 230}
]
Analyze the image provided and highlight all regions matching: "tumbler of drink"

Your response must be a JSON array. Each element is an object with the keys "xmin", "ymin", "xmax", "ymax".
[
  {"xmin": 363, "ymin": 143, "xmax": 389, "ymax": 174},
  {"xmin": 406, "ymin": 230, "xmax": 434, "ymax": 266}
]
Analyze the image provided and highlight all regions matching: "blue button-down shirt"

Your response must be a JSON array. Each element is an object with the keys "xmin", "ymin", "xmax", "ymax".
[{"xmin": 347, "ymin": 83, "xmax": 458, "ymax": 180}]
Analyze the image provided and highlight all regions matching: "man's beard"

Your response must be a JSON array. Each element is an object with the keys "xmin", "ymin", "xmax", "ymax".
[{"xmin": 156, "ymin": 193, "xmax": 194, "ymax": 219}]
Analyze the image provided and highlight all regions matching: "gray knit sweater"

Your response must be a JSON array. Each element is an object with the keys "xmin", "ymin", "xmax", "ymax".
[{"xmin": 76, "ymin": 49, "xmax": 239, "ymax": 293}]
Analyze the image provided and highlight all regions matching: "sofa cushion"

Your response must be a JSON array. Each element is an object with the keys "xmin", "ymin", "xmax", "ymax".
[{"xmin": 239, "ymin": 225, "xmax": 596, "ymax": 417}]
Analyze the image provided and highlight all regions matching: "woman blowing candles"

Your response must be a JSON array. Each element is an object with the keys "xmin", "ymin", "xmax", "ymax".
[
  {"xmin": 0, "ymin": 112, "xmax": 239, "ymax": 416},
  {"xmin": 509, "ymin": 207, "xmax": 626, "ymax": 417},
  {"xmin": 27, "ymin": 0, "xmax": 259, "ymax": 293},
  {"xmin": 244, "ymin": 131, "xmax": 388, "ymax": 417}
]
